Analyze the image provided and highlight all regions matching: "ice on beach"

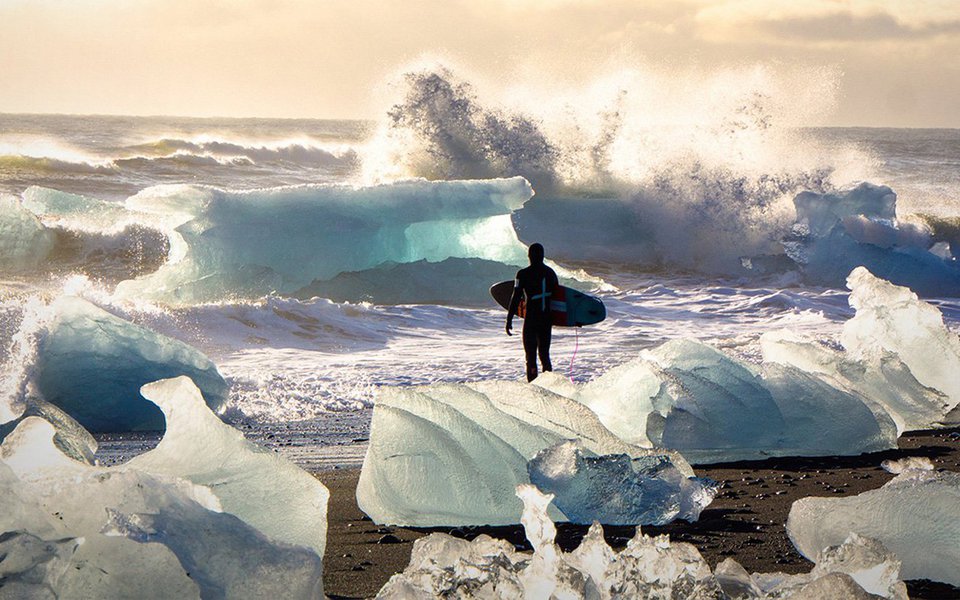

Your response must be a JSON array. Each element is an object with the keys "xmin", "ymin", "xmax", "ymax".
[
  {"xmin": 569, "ymin": 267, "xmax": 960, "ymax": 462},
  {"xmin": 787, "ymin": 458, "xmax": 960, "ymax": 586},
  {"xmin": 376, "ymin": 484, "xmax": 908, "ymax": 600},
  {"xmin": 116, "ymin": 177, "xmax": 534, "ymax": 304},
  {"xmin": 0, "ymin": 195, "xmax": 54, "ymax": 271},
  {"xmin": 0, "ymin": 377, "xmax": 330, "ymax": 599},
  {"xmin": 843, "ymin": 266, "xmax": 960, "ymax": 413},
  {"xmin": 356, "ymin": 381, "xmax": 709, "ymax": 527},
  {"xmin": 762, "ymin": 267, "xmax": 960, "ymax": 433},
  {"xmin": 785, "ymin": 183, "xmax": 960, "ymax": 296},
  {"xmin": 128, "ymin": 377, "xmax": 329, "ymax": 558},
  {"xmin": 574, "ymin": 338, "xmax": 896, "ymax": 464},
  {"xmin": 34, "ymin": 296, "xmax": 228, "ymax": 432},
  {"xmin": 0, "ymin": 395, "xmax": 97, "ymax": 464},
  {"xmin": 528, "ymin": 440, "xmax": 717, "ymax": 525}
]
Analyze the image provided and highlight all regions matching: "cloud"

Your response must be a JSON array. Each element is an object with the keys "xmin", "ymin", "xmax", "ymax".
[{"xmin": 696, "ymin": 0, "xmax": 960, "ymax": 44}]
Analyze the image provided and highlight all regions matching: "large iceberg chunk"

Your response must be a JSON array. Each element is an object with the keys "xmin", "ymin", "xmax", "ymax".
[
  {"xmin": 0, "ymin": 377, "xmax": 330, "ymax": 598},
  {"xmin": 116, "ymin": 177, "xmax": 533, "ymax": 304},
  {"xmin": 34, "ymin": 296, "xmax": 228, "ymax": 432},
  {"xmin": 377, "ymin": 484, "xmax": 909, "ymax": 599},
  {"xmin": 574, "ymin": 339, "xmax": 896, "ymax": 463},
  {"xmin": 761, "ymin": 267, "xmax": 960, "ymax": 434},
  {"xmin": 843, "ymin": 266, "xmax": 960, "ymax": 412},
  {"xmin": 784, "ymin": 183, "xmax": 960, "ymax": 296},
  {"xmin": 128, "ymin": 377, "xmax": 329, "ymax": 559},
  {"xmin": 761, "ymin": 330, "xmax": 953, "ymax": 435},
  {"xmin": 787, "ymin": 458, "xmax": 960, "ymax": 586},
  {"xmin": 356, "ymin": 381, "xmax": 707, "ymax": 527}
]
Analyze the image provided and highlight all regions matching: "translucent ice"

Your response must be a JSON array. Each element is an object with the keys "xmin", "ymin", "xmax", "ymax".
[
  {"xmin": 528, "ymin": 440, "xmax": 717, "ymax": 525},
  {"xmin": 377, "ymin": 484, "xmax": 908, "ymax": 599},
  {"xmin": 576, "ymin": 338, "xmax": 896, "ymax": 464},
  {"xmin": 356, "ymin": 381, "xmax": 702, "ymax": 527},
  {"xmin": 785, "ymin": 183, "xmax": 960, "ymax": 296},
  {"xmin": 34, "ymin": 296, "xmax": 228, "ymax": 432},
  {"xmin": 0, "ymin": 378, "xmax": 329, "ymax": 598},
  {"xmin": 129, "ymin": 376, "xmax": 329, "ymax": 559},
  {"xmin": 843, "ymin": 266, "xmax": 960, "ymax": 412},
  {"xmin": 761, "ymin": 329, "xmax": 953, "ymax": 435},
  {"xmin": 0, "ymin": 395, "xmax": 97, "ymax": 464},
  {"xmin": 116, "ymin": 177, "xmax": 533, "ymax": 304},
  {"xmin": 788, "ymin": 461, "xmax": 960, "ymax": 586}
]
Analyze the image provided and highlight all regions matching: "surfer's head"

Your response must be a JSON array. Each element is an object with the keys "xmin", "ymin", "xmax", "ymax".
[{"xmin": 528, "ymin": 243, "xmax": 545, "ymax": 265}]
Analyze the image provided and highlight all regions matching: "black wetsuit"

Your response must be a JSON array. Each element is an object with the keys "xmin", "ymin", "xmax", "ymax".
[{"xmin": 508, "ymin": 263, "xmax": 559, "ymax": 382}]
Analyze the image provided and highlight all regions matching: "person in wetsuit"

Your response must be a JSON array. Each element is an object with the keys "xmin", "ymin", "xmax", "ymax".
[{"xmin": 505, "ymin": 243, "xmax": 560, "ymax": 382}]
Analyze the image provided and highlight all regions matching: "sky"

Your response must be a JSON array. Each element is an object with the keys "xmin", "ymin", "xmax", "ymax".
[{"xmin": 1, "ymin": 0, "xmax": 959, "ymax": 127}]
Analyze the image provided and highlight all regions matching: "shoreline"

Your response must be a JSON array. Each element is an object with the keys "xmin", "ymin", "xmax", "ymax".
[{"xmin": 317, "ymin": 427, "xmax": 960, "ymax": 599}]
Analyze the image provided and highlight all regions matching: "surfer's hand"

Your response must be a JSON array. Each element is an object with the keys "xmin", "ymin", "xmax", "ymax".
[{"xmin": 505, "ymin": 320, "xmax": 513, "ymax": 336}]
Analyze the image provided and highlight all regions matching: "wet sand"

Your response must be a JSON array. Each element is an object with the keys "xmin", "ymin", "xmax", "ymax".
[{"xmin": 317, "ymin": 427, "xmax": 960, "ymax": 600}]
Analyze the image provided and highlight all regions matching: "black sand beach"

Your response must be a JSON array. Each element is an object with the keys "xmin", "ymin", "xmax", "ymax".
[{"xmin": 318, "ymin": 427, "xmax": 960, "ymax": 599}]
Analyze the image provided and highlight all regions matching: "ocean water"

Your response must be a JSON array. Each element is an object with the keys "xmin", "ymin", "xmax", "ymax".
[{"xmin": 2, "ymin": 69, "xmax": 959, "ymax": 467}]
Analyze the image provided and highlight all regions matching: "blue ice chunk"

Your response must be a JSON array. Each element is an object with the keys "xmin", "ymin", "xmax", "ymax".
[
  {"xmin": 528, "ymin": 440, "xmax": 717, "ymax": 525},
  {"xmin": 117, "ymin": 177, "xmax": 533, "ymax": 304},
  {"xmin": 34, "ymin": 297, "xmax": 227, "ymax": 432},
  {"xmin": 787, "ymin": 183, "xmax": 960, "ymax": 296}
]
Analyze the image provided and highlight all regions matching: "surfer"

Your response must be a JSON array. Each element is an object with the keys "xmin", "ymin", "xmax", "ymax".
[{"xmin": 506, "ymin": 243, "xmax": 560, "ymax": 382}]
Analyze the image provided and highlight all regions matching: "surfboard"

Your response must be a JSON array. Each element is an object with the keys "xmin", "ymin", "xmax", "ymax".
[{"xmin": 490, "ymin": 280, "xmax": 606, "ymax": 327}]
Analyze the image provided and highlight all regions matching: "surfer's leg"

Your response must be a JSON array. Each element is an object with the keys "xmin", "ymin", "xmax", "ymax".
[
  {"xmin": 539, "ymin": 324, "xmax": 552, "ymax": 372},
  {"xmin": 523, "ymin": 324, "xmax": 539, "ymax": 381}
]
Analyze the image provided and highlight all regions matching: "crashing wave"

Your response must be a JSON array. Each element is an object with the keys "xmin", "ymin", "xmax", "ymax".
[
  {"xmin": 123, "ymin": 137, "xmax": 360, "ymax": 169},
  {"xmin": 364, "ymin": 64, "xmax": 868, "ymax": 274}
]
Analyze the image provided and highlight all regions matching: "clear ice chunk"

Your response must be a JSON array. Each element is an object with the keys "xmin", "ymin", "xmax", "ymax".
[
  {"xmin": 377, "ymin": 484, "xmax": 908, "ymax": 599},
  {"xmin": 527, "ymin": 440, "xmax": 717, "ymax": 525},
  {"xmin": 357, "ymin": 381, "xmax": 699, "ymax": 527},
  {"xmin": 128, "ymin": 376, "xmax": 330, "ymax": 559},
  {"xmin": 576, "ymin": 338, "xmax": 896, "ymax": 464},
  {"xmin": 788, "ymin": 461, "xmax": 960, "ymax": 586},
  {"xmin": 842, "ymin": 266, "xmax": 960, "ymax": 414},
  {"xmin": 34, "ymin": 296, "xmax": 228, "ymax": 432},
  {"xmin": 0, "ymin": 377, "xmax": 329, "ymax": 599},
  {"xmin": 0, "ymin": 396, "xmax": 97, "ymax": 464}
]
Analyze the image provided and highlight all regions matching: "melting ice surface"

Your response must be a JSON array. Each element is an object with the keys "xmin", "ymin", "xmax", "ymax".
[
  {"xmin": 356, "ymin": 376, "xmax": 715, "ymax": 527},
  {"xmin": 0, "ymin": 377, "xmax": 329, "ymax": 599},
  {"xmin": 562, "ymin": 267, "xmax": 959, "ymax": 464},
  {"xmin": 115, "ymin": 177, "xmax": 534, "ymax": 304},
  {"xmin": 34, "ymin": 296, "xmax": 228, "ymax": 432},
  {"xmin": 788, "ymin": 457, "xmax": 960, "ymax": 587},
  {"xmin": 376, "ymin": 484, "xmax": 909, "ymax": 600},
  {"xmin": 784, "ymin": 183, "xmax": 960, "ymax": 297}
]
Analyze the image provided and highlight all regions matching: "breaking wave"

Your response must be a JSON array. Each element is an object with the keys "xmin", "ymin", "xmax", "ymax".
[
  {"xmin": 363, "ymin": 64, "xmax": 879, "ymax": 273},
  {"xmin": 124, "ymin": 137, "xmax": 360, "ymax": 169}
]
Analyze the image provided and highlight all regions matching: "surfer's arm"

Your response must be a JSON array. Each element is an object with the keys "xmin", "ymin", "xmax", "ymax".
[{"xmin": 505, "ymin": 276, "xmax": 522, "ymax": 335}]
